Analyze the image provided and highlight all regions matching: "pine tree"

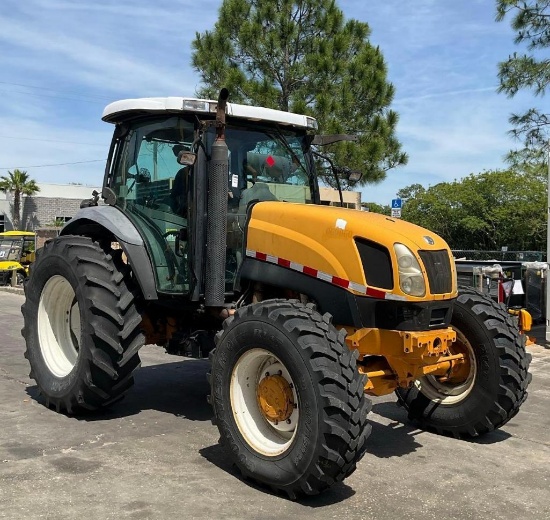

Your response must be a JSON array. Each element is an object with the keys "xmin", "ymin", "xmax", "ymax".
[
  {"xmin": 496, "ymin": 1, "xmax": 550, "ymax": 165},
  {"xmin": 192, "ymin": 0, "xmax": 407, "ymax": 187}
]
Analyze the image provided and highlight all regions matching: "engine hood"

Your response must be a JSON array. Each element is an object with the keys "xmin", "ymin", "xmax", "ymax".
[{"xmin": 244, "ymin": 202, "xmax": 456, "ymax": 301}]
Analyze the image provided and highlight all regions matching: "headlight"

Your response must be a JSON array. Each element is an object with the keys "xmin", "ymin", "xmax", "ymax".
[{"xmin": 394, "ymin": 243, "xmax": 426, "ymax": 297}]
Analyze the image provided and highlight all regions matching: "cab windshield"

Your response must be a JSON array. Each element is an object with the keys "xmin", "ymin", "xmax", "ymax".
[
  {"xmin": 0, "ymin": 238, "xmax": 23, "ymax": 262},
  {"xmin": 207, "ymin": 124, "xmax": 314, "ymax": 211}
]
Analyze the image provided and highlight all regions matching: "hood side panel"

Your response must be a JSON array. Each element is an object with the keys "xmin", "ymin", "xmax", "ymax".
[{"xmin": 245, "ymin": 202, "xmax": 457, "ymax": 300}]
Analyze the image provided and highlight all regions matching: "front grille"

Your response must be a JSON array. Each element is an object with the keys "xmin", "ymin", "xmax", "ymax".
[{"xmin": 418, "ymin": 250, "xmax": 452, "ymax": 294}]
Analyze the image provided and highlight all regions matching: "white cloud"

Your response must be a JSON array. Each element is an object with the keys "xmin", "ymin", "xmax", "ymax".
[
  {"xmin": 0, "ymin": 0, "xmax": 541, "ymax": 204},
  {"xmin": 0, "ymin": 16, "xmax": 187, "ymax": 95},
  {"xmin": 347, "ymin": 1, "xmax": 541, "ymax": 204},
  {"xmin": 0, "ymin": 0, "xmax": 220, "ymax": 96},
  {"xmin": 394, "ymin": 86, "xmax": 498, "ymax": 105},
  {"xmin": 0, "ymin": 0, "xmax": 221, "ymax": 183},
  {"xmin": 362, "ymin": 86, "xmax": 536, "ymax": 206}
]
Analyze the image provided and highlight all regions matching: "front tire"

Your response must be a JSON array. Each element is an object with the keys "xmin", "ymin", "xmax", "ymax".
[
  {"xmin": 396, "ymin": 287, "xmax": 531, "ymax": 438},
  {"xmin": 21, "ymin": 236, "xmax": 144, "ymax": 413},
  {"xmin": 209, "ymin": 300, "xmax": 371, "ymax": 498},
  {"xmin": 16, "ymin": 271, "xmax": 25, "ymax": 286}
]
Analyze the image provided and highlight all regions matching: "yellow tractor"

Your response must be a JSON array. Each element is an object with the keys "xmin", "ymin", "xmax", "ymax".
[{"xmin": 21, "ymin": 90, "xmax": 531, "ymax": 498}]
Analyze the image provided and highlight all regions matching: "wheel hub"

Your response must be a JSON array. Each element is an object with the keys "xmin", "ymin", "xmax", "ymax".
[
  {"xmin": 257, "ymin": 374, "xmax": 294, "ymax": 423},
  {"xmin": 37, "ymin": 275, "xmax": 80, "ymax": 378},
  {"xmin": 442, "ymin": 340, "xmax": 471, "ymax": 383},
  {"xmin": 230, "ymin": 349, "xmax": 299, "ymax": 456},
  {"xmin": 417, "ymin": 328, "xmax": 477, "ymax": 403}
]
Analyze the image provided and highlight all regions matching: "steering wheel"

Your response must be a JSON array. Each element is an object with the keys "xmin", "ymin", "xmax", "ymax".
[{"xmin": 259, "ymin": 163, "xmax": 269, "ymax": 180}]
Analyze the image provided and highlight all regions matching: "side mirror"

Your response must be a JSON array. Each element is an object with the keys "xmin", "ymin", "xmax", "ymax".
[
  {"xmin": 347, "ymin": 170, "xmax": 363, "ymax": 183},
  {"xmin": 178, "ymin": 151, "xmax": 197, "ymax": 166},
  {"xmin": 336, "ymin": 166, "xmax": 363, "ymax": 184}
]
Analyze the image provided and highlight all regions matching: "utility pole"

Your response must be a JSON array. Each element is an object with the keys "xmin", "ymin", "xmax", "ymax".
[{"xmin": 547, "ymin": 139, "xmax": 550, "ymax": 341}]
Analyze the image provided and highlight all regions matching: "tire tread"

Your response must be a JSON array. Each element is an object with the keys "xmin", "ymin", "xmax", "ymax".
[
  {"xmin": 21, "ymin": 235, "xmax": 144, "ymax": 414},
  {"xmin": 209, "ymin": 299, "xmax": 371, "ymax": 497}
]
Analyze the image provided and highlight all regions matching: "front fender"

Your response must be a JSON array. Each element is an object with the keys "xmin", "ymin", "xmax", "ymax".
[{"xmin": 61, "ymin": 206, "xmax": 157, "ymax": 300}]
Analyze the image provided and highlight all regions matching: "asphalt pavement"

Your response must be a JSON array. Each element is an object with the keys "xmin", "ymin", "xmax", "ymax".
[{"xmin": 1, "ymin": 290, "xmax": 549, "ymax": 520}]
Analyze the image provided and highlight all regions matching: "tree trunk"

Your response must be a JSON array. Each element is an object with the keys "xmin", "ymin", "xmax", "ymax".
[{"xmin": 12, "ymin": 189, "xmax": 20, "ymax": 230}]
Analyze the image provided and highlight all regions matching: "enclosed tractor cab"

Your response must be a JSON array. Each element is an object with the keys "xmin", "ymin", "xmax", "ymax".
[{"xmin": 22, "ymin": 91, "xmax": 531, "ymax": 498}]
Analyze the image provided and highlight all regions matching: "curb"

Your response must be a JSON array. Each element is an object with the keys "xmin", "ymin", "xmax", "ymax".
[{"xmin": 0, "ymin": 286, "xmax": 25, "ymax": 295}]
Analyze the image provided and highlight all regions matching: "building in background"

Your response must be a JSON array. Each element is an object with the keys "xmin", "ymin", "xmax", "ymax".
[
  {"xmin": 0, "ymin": 184, "xmax": 100, "ymax": 232},
  {"xmin": 319, "ymin": 187, "xmax": 361, "ymax": 209}
]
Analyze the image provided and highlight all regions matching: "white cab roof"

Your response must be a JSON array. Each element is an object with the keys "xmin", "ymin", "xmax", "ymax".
[{"xmin": 102, "ymin": 97, "xmax": 317, "ymax": 129}]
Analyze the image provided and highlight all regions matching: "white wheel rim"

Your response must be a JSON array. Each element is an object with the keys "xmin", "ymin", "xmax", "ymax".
[
  {"xmin": 416, "ymin": 329, "xmax": 477, "ymax": 405},
  {"xmin": 230, "ymin": 348, "xmax": 299, "ymax": 456},
  {"xmin": 37, "ymin": 275, "xmax": 80, "ymax": 378}
]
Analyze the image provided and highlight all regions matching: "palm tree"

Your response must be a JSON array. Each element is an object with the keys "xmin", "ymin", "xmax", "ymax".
[{"xmin": 0, "ymin": 169, "xmax": 40, "ymax": 230}]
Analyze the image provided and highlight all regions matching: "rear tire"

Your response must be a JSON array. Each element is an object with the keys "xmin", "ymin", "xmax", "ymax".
[
  {"xmin": 209, "ymin": 300, "xmax": 371, "ymax": 498},
  {"xmin": 21, "ymin": 235, "xmax": 144, "ymax": 413},
  {"xmin": 396, "ymin": 286, "xmax": 531, "ymax": 438}
]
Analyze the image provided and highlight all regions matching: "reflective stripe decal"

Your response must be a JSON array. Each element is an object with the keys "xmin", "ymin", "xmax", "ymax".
[{"xmin": 245, "ymin": 249, "xmax": 396, "ymax": 300}]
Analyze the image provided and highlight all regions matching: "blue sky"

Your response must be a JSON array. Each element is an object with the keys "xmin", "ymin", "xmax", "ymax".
[{"xmin": 0, "ymin": 0, "xmax": 536, "ymax": 204}]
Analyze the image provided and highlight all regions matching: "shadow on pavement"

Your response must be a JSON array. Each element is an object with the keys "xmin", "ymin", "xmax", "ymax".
[
  {"xmin": 464, "ymin": 428, "xmax": 511, "ymax": 444},
  {"xmin": 199, "ymin": 444, "xmax": 356, "ymax": 506},
  {"xmin": 371, "ymin": 401, "xmax": 511, "ymax": 447},
  {"xmin": 367, "ymin": 402, "xmax": 423, "ymax": 458},
  {"xmin": 25, "ymin": 358, "xmax": 212, "ymax": 422}
]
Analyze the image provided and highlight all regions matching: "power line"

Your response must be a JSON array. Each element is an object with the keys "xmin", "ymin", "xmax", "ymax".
[
  {"xmin": 0, "ymin": 135, "xmax": 106, "ymax": 146},
  {"xmin": 0, "ymin": 160, "xmax": 105, "ymax": 169},
  {"xmin": 0, "ymin": 81, "xmax": 113, "ymax": 101}
]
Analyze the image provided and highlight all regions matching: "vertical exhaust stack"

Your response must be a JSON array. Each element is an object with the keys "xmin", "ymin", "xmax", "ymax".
[{"xmin": 205, "ymin": 88, "xmax": 229, "ymax": 308}]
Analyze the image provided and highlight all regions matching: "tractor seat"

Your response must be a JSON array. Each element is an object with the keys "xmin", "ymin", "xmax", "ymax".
[{"xmin": 238, "ymin": 182, "xmax": 278, "ymax": 212}]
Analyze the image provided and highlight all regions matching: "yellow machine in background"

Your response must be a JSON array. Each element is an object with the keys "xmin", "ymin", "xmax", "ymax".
[{"xmin": 0, "ymin": 231, "xmax": 36, "ymax": 286}]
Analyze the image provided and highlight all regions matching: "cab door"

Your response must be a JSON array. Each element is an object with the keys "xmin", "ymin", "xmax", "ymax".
[{"xmin": 110, "ymin": 116, "xmax": 195, "ymax": 294}]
